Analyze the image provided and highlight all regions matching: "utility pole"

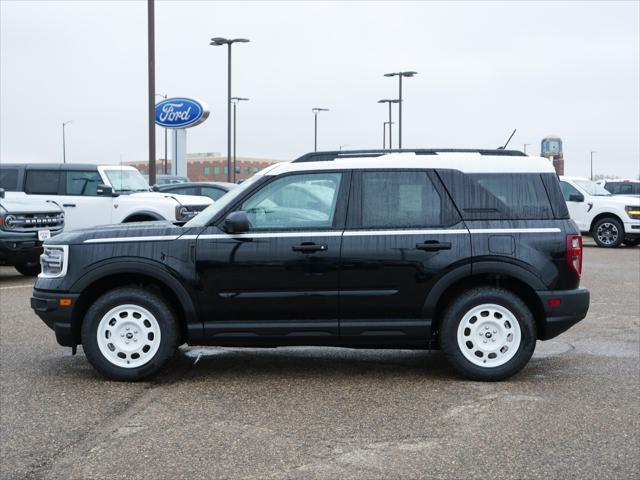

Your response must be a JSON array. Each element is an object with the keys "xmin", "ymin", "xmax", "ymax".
[
  {"xmin": 147, "ymin": 0, "xmax": 156, "ymax": 186},
  {"xmin": 62, "ymin": 120, "xmax": 72, "ymax": 163}
]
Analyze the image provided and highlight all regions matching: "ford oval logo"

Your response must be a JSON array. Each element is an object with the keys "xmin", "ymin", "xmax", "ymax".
[{"xmin": 155, "ymin": 97, "xmax": 210, "ymax": 129}]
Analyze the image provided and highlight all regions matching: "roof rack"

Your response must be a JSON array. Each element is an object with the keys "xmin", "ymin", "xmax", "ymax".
[{"xmin": 292, "ymin": 148, "xmax": 527, "ymax": 163}]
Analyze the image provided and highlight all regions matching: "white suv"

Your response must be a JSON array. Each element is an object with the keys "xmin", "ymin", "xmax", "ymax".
[
  {"xmin": 0, "ymin": 164, "xmax": 212, "ymax": 231},
  {"xmin": 559, "ymin": 176, "xmax": 640, "ymax": 247}
]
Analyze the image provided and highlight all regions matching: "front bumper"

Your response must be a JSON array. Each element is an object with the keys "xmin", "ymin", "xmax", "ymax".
[
  {"xmin": 31, "ymin": 289, "xmax": 80, "ymax": 347},
  {"xmin": 536, "ymin": 288, "xmax": 590, "ymax": 340},
  {"xmin": 0, "ymin": 238, "xmax": 43, "ymax": 266},
  {"xmin": 623, "ymin": 222, "xmax": 640, "ymax": 240}
]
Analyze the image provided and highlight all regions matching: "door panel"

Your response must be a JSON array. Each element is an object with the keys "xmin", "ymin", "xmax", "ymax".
[
  {"xmin": 195, "ymin": 171, "xmax": 350, "ymax": 342},
  {"xmin": 339, "ymin": 170, "xmax": 471, "ymax": 342}
]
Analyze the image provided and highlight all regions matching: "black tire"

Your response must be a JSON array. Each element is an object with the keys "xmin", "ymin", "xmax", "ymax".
[
  {"xmin": 592, "ymin": 217, "xmax": 624, "ymax": 248},
  {"xmin": 623, "ymin": 239, "xmax": 640, "ymax": 247},
  {"xmin": 81, "ymin": 287, "xmax": 179, "ymax": 381},
  {"xmin": 439, "ymin": 287, "xmax": 537, "ymax": 381},
  {"xmin": 14, "ymin": 261, "xmax": 41, "ymax": 276}
]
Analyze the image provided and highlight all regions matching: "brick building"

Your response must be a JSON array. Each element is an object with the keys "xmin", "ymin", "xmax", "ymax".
[{"xmin": 130, "ymin": 152, "xmax": 285, "ymax": 182}]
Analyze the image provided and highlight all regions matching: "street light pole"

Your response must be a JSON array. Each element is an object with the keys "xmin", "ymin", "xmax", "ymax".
[
  {"xmin": 590, "ymin": 151, "xmax": 597, "ymax": 180},
  {"xmin": 147, "ymin": 0, "xmax": 156, "ymax": 186},
  {"xmin": 231, "ymin": 97, "xmax": 249, "ymax": 183},
  {"xmin": 378, "ymin": 99, "xmax": 399, "ymax": 150},
  {"xmin": 210, "ymin": 37, "xmax": 250, "ymax": 182},
  {"xmin": 384, "ymin": 71, "xmax": 417, "ymax": 149},
  {"xmin": 383, "ymin": 121, "xmax": 395, "ymax": 149},
  {"xmin": 312, "ymin": 107, "xmax": 329, "ymax": 152},
  {"xmin": 155, "ymin": 93, "xmax": 168, "ymax": 174},
  {"xmin": 62, "ymin": 120, "xmax": 72, "ymax": 163}
]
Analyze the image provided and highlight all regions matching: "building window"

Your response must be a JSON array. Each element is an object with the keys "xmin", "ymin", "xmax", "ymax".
[
  {"xmin": 203, "ymin": 166, "xmax": 210, "ymax": 176},
  {"xmin": 245, "ymin": 166, "xmax": 250, "ymax": 175},
  {"xmin": 235, "ymin": 165, "xmax": 241, "ymax": 174},
  {"xmin": 224, "ymin": 166, "xmax": 228, "ymax": 174},
  {"xmin": 214, "ymin": 165, "xmax": 220, "ymax": 175},
  {"xmin": 253, "ymin": 167, "xmax": 259, "ymax": 173}
]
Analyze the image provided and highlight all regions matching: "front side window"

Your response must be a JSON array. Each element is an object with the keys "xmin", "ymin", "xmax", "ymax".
[
  {"xmin": 560, "ymin": 181, "xmax": 581, "ymax": 201},
  {"xmin": 201, "ymin": 186, "xmax": 227, "ymax": 201},
  {"xmin": 25, "ymin": 170, "xmax": 60, "ymax": 194},
  {"xmin": 240, "ymin": 172, "xmax": 342, "ymax": 230},
  {"xmin": 361, "ymin": 171, "xmax": 443, "ymax": 228},
  {"xmin": 65, "ymin": 170, "xmax": 102, "ymax": 196},
  {"xmin": 164, "ymin": 186, "xmax": 195, "ymax": 196},
  {"xmin": 0, "ymin": 168, "xmax": 19, "ymax": 191}
]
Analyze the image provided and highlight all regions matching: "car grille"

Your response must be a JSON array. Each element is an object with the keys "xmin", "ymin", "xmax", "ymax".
[{"xmin": 5, "ymin": 213, "xmax": 64, "ymax": 232}]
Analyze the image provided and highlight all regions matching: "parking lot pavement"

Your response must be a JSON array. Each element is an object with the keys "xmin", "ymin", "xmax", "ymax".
[{"xmin": 0, "ymin": 241, "xmax": 638, "ymax": 480}]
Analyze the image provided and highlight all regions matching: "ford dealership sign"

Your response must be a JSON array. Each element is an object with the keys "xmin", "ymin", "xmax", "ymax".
[{"xmin": 155, "ymin": 97, "xmax": 209, "ymax": 128}]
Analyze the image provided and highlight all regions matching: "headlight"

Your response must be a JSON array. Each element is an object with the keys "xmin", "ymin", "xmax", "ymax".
[
  {"xmin": 3, "ymin": 214, "xmax": 16, "ymax": 229},
  {"xmin": 626, "ymin": 206, "xmax": 640, "ymax": 220},
  {"xmin": 40, "ymin": 245, "xmax": 69, "ymax": 278},
  {"xmin": 174, "ymin": 205, "xmax": 203, "ymax": 221}
]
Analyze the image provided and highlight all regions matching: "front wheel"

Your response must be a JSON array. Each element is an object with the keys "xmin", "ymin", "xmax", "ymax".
[
  {"xmin": 439, "ymin": 287, "xmax": 536, "ymax": 381},
  {"xmin": 15, "ymin": 261, "xmax": 41, "ymax": 276},
  {"xmin": 81, "ymin": 287, "xmax": 179, "ymax": 381},
  {"xmin": 592, "ymin": 217, "xmax": 624, "ymax": 248}
]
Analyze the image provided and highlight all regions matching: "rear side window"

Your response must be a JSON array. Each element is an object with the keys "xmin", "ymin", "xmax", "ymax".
[
  {"xmin": 65, "ymin": 170, "xmax": 102, "ymax": 196},
  {"xmin": 25, "ymin": 170, "xmax": 60, "ymax": 194},
  {"xmin": 359, "ymin": 171, "xmax": 453, "ymax": 228},
  {"xmin": 0, "ymin": 168, "xmax": 19, "ymax": 191},
  {"xmin": 438, "ymin": 171, "xmax": 554, "ymax": 220},
  {"xmin": 201, "ymin": 186, "xmax": 227, "ymax": 201},
  {"xmin": 606, "ymin": 181, "xmax": 640, "ymax": 195}
]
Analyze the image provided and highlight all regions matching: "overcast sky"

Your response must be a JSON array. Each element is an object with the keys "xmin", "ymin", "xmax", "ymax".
[{"xmin": 1, "ymin": 1, "xmax": 638, "ymax": 178}]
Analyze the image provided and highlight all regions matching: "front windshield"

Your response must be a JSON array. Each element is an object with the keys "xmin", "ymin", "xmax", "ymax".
[
  {"xmin": 185, "ymin": 175, "xmax": 262, "ymax": 228},
  {"xmin": 104, "ymin": 169, "xmax": 151, "ymax": 193},
  {"xmin": 574, "ymin": 179, "xmax": 611, "ymax": 196}
]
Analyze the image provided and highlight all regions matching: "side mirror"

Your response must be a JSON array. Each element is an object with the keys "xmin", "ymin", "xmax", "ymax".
[
  {"xmin": 96, "ymin": 184, "xmax": 115, "ymax": 197},
  {"xmin": 0, "ymin": 188, "xmax": 4, "ymax": 199},
  {"xmin": 152, "ymin": 185, "xmax": 160, "ymax": 192},
  {"xmin": 569, "ymin": 193, "xmax": 584, "ymax": 202},
  {"xmin": 223, "ymin": 211, "xmax": 250, "ymax": 234}
]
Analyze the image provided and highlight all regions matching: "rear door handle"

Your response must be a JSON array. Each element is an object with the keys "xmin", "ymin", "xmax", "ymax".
[
  {"xmin": 292, "ymin": 242, "xmax": 328, "ymax": 253},
  {"xmin": 416, "ymin": 240, "xmax": 451, "ymax": 251},
  {"xmin": 62, "ymin": 203, "xmax": 76, "ymax": 208}
]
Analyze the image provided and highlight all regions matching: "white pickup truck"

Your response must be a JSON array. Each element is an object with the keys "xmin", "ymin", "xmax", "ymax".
[
  {"xmin": 0, "ymin": 164, "xmax": 212, "ymax": 231},
  {"xmin": 559, "ymin": 176, "xmax": 640, "ymax": 248}
]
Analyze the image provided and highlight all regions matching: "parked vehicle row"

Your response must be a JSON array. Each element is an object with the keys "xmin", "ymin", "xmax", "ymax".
[
  {"xmin": 559, "ymin": 176, "xmax": 640, "ymax": 248},
  {"xmin": 0, "ymin": 164, "xmax": 213, "ymax": 232},
  {"xmin": 31, "ymin": 149, "xmax": 589, "ymax": 382}
]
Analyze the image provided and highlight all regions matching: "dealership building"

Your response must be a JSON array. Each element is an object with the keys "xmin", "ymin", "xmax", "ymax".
[{"xmin": 130, "ymin": 152, "xmax": 284, "ymax": 182}]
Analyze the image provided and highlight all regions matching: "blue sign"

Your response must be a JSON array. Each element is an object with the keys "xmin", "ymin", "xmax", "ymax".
[{"xmin": 155, "ymin": 97, "xmax": 210, "ymax": 129}]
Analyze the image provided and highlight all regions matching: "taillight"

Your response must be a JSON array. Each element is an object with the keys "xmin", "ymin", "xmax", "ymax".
[{"xmin": 566, "ymin": 235, "xmax": 583, "ymax": 276}]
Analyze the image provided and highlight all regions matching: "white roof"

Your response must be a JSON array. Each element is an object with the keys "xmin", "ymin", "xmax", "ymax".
[{"xmin": 263, "ymin": 153, "xmax": 556, "ymax": 176}]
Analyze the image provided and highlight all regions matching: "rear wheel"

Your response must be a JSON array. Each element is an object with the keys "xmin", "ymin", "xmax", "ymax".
[
  {"xmin": 14, "ymin": 261, "xmax": 41, "ymax": 276},
  {"xmin": 81, "ymin": 287, "xmax": 178, "ymax": 381},
  {"xmin": 439, "ymin": 287, "xmax": 536, "ymax": 381},
  {"xmin": 592, "ymin": 217, "xmax": 624, "ymax": 248}
]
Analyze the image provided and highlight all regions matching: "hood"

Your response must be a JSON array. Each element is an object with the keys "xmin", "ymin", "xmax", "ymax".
[
  {"xmin": 0, "ymin": 194, "xmax": 63, "ymax": 215},
  {"xmin": 45, "ymin": 220, "xmax": 186, "ymax": 246},
  {"xmin": 128, "ymin": 191, "xmax": 213, "ymax": 206}
]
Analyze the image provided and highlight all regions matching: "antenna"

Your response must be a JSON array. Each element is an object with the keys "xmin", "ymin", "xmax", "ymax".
[{"xmin": 499, "ymin": 129, "xmax": 517, "ymax": 150}]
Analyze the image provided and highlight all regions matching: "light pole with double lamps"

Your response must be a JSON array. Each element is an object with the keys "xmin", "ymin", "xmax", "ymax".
[
  {"xmin": 378, "ymin": 99, "xmax": 398, "ymax": 150},
  {"xmin": 312, "ymin": 107, "xmax": 329, "ymax": 152},
  {"xmin": 383, "ymin": 71, "xmax": 417, "ymax": 149},
  {"xmin": 231, "ymin": 97, "xmax": 249, "ymax": 183},
  {"xmin": 210, "ymin": 37, "xmax": 250, "ymax": 182}
]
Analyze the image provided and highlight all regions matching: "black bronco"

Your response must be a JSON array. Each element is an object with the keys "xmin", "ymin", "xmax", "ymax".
[{"xmin": 31, "ymin": 149, "xmax": 590, "ymax": 381}]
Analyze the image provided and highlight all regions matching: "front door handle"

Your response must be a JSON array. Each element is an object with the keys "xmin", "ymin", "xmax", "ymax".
[
  {"xmin": 62, "ymin": 203, "xmax": 76, "ymax": 208},
  {"xmin": 292, "ymin": 242, "xmax": 328, "ymax": 253},
  {"xmin": 416, "ymin": 240, "xmax": 451, "ymax": 251}
]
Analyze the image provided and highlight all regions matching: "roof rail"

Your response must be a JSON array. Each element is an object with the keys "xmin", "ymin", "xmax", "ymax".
[{"xmin": 292, "ymin": 148, "xmax": 527, "ymax": 163}]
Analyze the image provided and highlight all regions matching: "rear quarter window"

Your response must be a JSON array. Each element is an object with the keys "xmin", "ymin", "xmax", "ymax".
[
  {"xmin": 437, "ymin": 170, "xmax": 555, "ymax": 220},
  {"xmin": 25, "ymin": 170, "xmax": 61, "ymax": 195}
]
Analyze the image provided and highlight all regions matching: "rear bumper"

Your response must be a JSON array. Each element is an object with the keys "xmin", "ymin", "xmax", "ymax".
[
  {"xmin": 536, "ymin": 288, "xmax": 590, "ymax": 340},
  {"xmin": 31, "ymin": 289, "xmax": 80, "ymax": 347}
]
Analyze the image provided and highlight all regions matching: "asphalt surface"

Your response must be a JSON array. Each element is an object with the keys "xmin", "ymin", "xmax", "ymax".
[{"xmin": 1, "ymin": 239, "xmax": 639, "ymax": 480}]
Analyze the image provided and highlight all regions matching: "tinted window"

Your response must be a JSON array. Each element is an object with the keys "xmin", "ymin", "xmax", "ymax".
[
  {"xmin": 25, "ymin": 170, "xmax": 60, "ymax": 194},
  {"xmin": 65, "ymin": 170, "xmax": 102, "ymax": 196},
  {"xmin": 164, "ymin": 186, "xmax": 197, "ymax": 196},
  {"xmin": 0, "ymin": 168, "xmax": 19, "ymax": 191},
  {"xmin": 605, "ymin": 181, "xmax": 640, "ymax": 195},
  {"xmin": 560, "ymin": 181, "xmax": 581, "ymax": 201},
  {"xmin": 361, "ymin": 171, "xmax": 443, "ymax": 228},
  {"xmin": 439, "ymin": 171, "xmax": 553, "ymax": 220},
  {"xmin": 241, "ymin": 172, "xmax": 342, "ymax": 230},
  {"xmin": 201, "ymin": 186, "xmax": 227, "ymax": 200}
]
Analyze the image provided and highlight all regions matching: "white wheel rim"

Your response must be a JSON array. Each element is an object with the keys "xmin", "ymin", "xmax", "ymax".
[
  {"xmin": 456, "ymin": 303, "xmax": 522, "ymax": 368},
  {"xmin": 96, "ymin": 304, "xmax": 161, "ymax": 369}
]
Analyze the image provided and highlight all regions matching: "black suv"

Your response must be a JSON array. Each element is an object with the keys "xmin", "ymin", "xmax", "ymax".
[{"xmin": 31, "ymin": 150, "xmax": 589, "ymax": 381}]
